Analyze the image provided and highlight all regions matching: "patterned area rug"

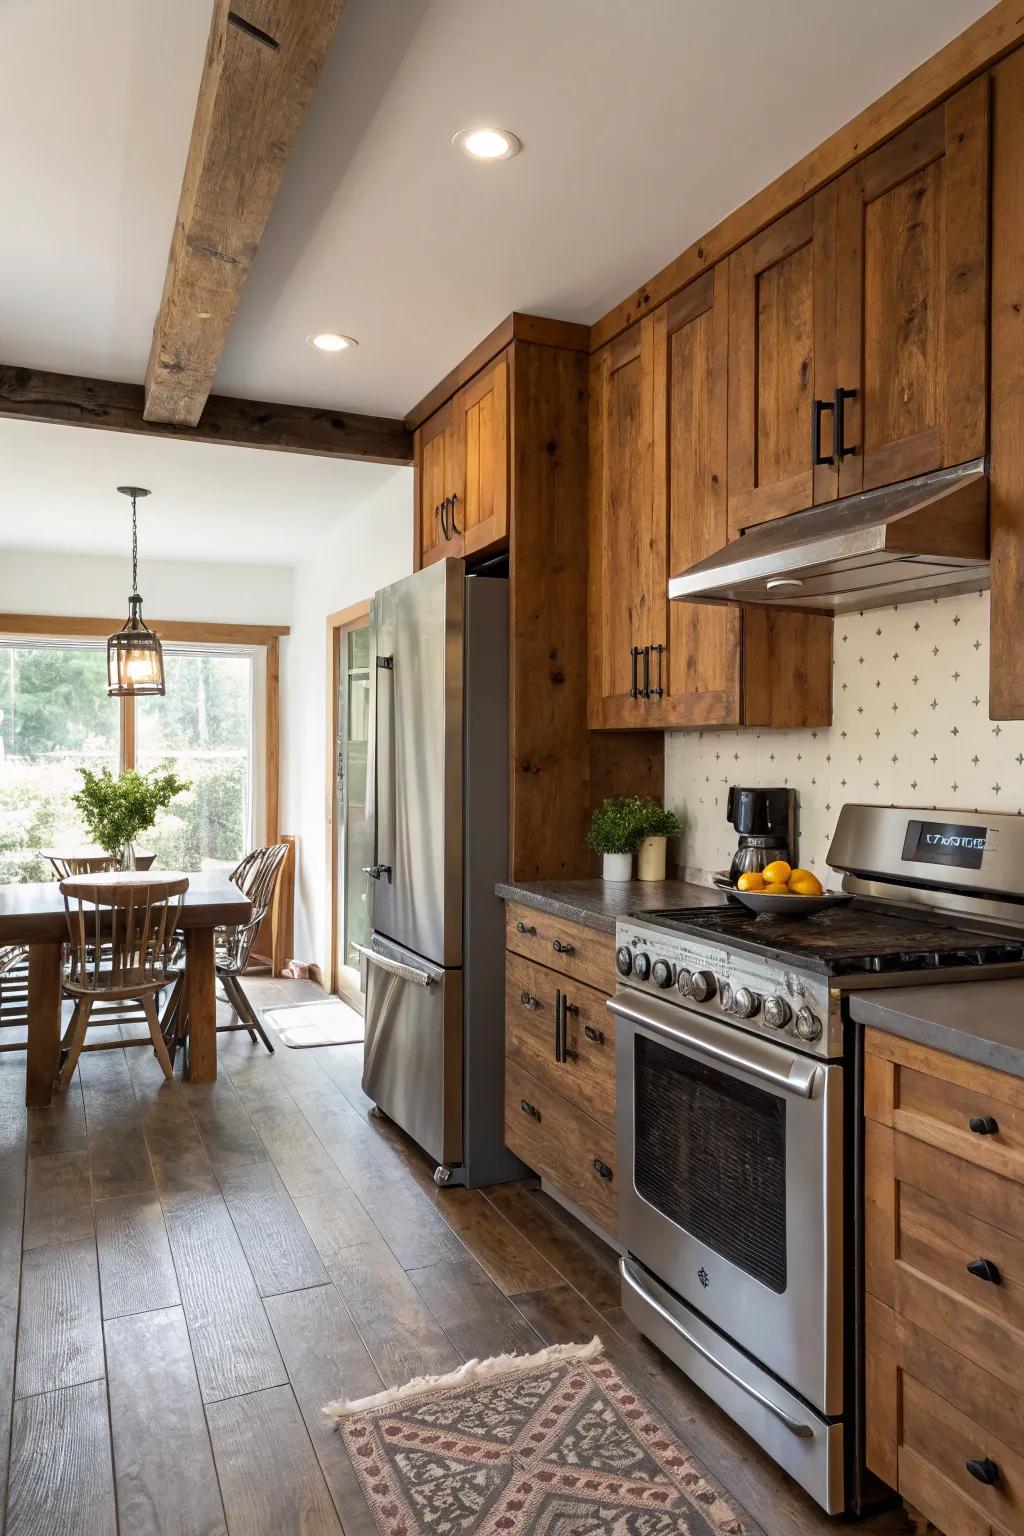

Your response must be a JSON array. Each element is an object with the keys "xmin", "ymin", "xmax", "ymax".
[{"xmin": 326, "ymin": 1337, "xmax": 761, "ymax": 1535}]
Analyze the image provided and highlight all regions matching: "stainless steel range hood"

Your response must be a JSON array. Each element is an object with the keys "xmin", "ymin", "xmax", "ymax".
[{"xmin": 668, "ymin": 459, "xmax": 989, "ymax": 614}]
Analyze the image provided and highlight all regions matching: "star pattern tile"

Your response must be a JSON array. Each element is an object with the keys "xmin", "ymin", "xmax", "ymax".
[{"xmin": 666, "ymin": 592, "xmax": 1024, "ymax": 874}]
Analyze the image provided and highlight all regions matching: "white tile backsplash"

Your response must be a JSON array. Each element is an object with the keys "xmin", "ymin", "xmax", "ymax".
[{"xmin": 665, "ymin": 590, "xmax": 1024, "ymax": 879}]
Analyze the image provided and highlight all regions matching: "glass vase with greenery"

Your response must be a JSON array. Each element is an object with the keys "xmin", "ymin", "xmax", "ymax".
[{"xmin": 72, "ymin": 764, "xmax": 191, "ymax": 870}]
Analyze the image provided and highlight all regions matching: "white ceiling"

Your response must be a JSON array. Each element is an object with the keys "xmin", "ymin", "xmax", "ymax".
[
  {"xmin": 0, "ymin": 0, "xmax": 993, "ymax": 560},
  {"xmin": 0, "ymin": 419, "xmax": 404, "ymax": 565},
  {"xmin": 3, "ymin": 0, "xmax": 993, "ymax": 421}
]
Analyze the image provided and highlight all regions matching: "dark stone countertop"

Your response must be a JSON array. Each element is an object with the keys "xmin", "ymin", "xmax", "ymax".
[
  {"xmin": 850, "ymin": 979, "xmax": 1024, "ymax": 1080},
  {"xmin": 495, "ymin": 877, "xmax": 729, "ymax": 934}
]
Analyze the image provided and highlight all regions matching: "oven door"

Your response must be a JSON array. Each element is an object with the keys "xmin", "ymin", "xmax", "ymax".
[{"xmin": 611, "ymin": 988, "xmax": 843, "ymax": 1417}]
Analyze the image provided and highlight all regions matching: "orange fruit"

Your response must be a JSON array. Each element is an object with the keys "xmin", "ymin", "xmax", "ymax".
[
  {"xmin": 761, "ymin": 860, "xmax": 792, "ymax": 886},
  {"xmin": 789, "ymin": 872, "xmax": 824, "ymax": 896},
  {"xmin": 762, "ymin": 881, "xmax": 791, "ymax": 896},
  {"xmin": 736, "ymin": 871, "xmax": 765, "ymax": 892}
]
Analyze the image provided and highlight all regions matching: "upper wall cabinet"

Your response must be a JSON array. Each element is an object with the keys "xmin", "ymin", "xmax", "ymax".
[
  {"xmin": 589, "ymin": 269, "xmax": 833, "ymax": 731},
  {"xmin": 727, "ymin": 192, "xmax": 839, "ymax": 537},
  {"xmin": 834, "ymin": 79, "xmax": 989, "ymax": 496},
  {"xmin": 727, "ymin": 78, "xmax": 989, "ymax": 538},
  {"xmin": 414, "ymin": 355, "xmax": 509, "ymax": 568}
]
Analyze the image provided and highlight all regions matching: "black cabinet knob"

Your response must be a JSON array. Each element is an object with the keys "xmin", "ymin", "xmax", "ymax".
[
  {"xmin": 584, "ymin": 1024, "xmax": 605, "ymax": 1045},
  {"xmin": 969, "ymin": 1115, "xmax": 999, "ymax": 1135},
  {"xmin": 520, "ymin": 1099, "xmax": 540, "ymax": 1121},
  {"xmin": 966, "ymin": 1258, "xmax": 1001, "ymax": 1285},
  {"xmin": 519, "ymin": 991, "xmax": 539, "ymax": 1010},
  {"xmin": 552, "ymin": 938, "xmax": 575, "ymax": 955},
  {"xmin": 966, "ymin": 1457, "xmax": 1000, "ymax": 1486},
  {"xmin": 593, "ymin": 1159, "xmax": 613, "ymax": 1182},
  {"xmin": 516, "ymin": 920, "xmax": 536, "ymax": 936}
]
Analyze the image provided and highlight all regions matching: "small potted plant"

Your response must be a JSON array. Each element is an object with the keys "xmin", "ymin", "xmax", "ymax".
[
  {"xmin": 635, "ymin": 800, "xmax": 682, "ymax": 882},
  {"xmin": 72, "ymin": 764, "xmax": 191, "ymax": 870},
  {"xmin": 586, "ymin": 796, "xmax": 648, "ymax": 881}
]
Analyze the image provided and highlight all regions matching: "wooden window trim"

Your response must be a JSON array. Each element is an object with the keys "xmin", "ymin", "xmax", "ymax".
[{"xmin": 325, "ymin": 598, "xmax": 371, "ymax": 997}]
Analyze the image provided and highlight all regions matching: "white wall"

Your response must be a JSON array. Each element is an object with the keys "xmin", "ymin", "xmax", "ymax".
[
  {"xmin": 0, "ymin": 548, "xmax": 293, "ymax": 626},
  {"xmin": 281, "ymin": 468, "xmax": 413, "ymax": 966},
  {"xmin": 664, "ymin": 590, "xmax": 1024, "ymax": 879}
]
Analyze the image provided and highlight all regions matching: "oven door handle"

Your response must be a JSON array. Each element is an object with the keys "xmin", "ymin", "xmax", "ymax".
[
  {"xmin": 620, "ymin": 1259, "xmax": 815, "ymax": 1439},
  {"xmin": 608, "ymin": 991, "xmax": 821, "ymax": 1098}
]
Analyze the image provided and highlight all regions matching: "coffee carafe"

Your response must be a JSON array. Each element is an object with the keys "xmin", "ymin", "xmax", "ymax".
[{"xmin": 726, "ymin": 787, "xmax": 796, "ymax": 885}]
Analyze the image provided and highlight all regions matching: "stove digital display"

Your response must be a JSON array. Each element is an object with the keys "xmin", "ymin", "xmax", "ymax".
[{"xmin": 902, "ymin": 819, "xmax": 988, "ymax": 870}]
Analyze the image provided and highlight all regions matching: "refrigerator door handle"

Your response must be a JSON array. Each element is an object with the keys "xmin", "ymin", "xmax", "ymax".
[
  {"xmin": 354, "ymin": 944, "xmax": 434, "ymax": 987},
  {"xmin": 366, "ymin": 650, "xmax": 395, "ymax": 884}
]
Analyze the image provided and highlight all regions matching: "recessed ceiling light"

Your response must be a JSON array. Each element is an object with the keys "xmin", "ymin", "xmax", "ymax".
[
  {"xmin": 306, "ymin": 332, "xmax": 358, "ymax": 352},
  {"xmin": 453, "ymin": 127, "xmax": 522, "ymax": 162}
]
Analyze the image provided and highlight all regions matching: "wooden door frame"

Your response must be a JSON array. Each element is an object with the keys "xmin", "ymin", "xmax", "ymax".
[{"xmin": 325, "ymin": 597, "xmax": 371, "ymax": 998}]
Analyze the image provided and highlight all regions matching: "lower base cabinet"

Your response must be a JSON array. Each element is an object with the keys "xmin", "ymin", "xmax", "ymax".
[
  {"xmin": 864, "ymin": 1028, "xmax": 1024, "ymax": 1536},
  {"xmin": 503, "ymin": 903, "xmax": 618, "ymax": 1238}
]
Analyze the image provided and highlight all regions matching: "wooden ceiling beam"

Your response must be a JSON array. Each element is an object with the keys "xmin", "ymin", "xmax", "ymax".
[
  {"xmin": 0, "ymin": 365, "xmax": 413, "ymax": 464},
  {"xmin": 144, "ymin": 0, "xmax": 345, "ymax": 428}
]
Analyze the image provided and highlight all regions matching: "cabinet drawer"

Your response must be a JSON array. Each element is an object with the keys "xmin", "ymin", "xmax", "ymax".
[
  {"xmin": 505, "ymin": 952, "xmax": 615, "ymax": 1128},
  {"xmin": 505, "ymin": 1060, "xmax": 617, "ymax": 1236},
  {"xmin": 901, "ymin": 1373, "xmax": 1024, "ymax": 1536},
  {"xmin": 505, "ymin": 902, "xmax": 616, "ymax": 995},
  {"xmin": 865, "ymin": 1029, "xmax": 1024, "ymax": 1187}
]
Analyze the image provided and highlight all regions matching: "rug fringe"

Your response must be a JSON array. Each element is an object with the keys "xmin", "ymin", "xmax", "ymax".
[{"xmin": 324, "ymin": 1335, "xmax": 603, "ymax": 1421}]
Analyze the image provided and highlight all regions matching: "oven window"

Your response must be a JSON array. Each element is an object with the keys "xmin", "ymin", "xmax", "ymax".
[{"xmin": 634, "ymin": 1034, "xmax": 788, "ymax": 1293}]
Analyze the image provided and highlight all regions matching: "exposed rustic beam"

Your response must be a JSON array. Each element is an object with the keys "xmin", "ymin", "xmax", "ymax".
[
  {"xmin": 590, "ymin": 0, "xmax": 1024, "ymax": 352},
  {"xmin": 0, "ymin": 365, "xmax": 413, "ymax": 464},
  {"xmin": 144, "ymin": 0, "xmax": 345, "ymax": 427}
]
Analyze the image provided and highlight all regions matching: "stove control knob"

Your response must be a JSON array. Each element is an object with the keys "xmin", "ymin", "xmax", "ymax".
[
  {"xmin": 796, "ymin": 1007, "xmax": 823, "ymax": 1042},
  {"xmin": 732, "ymin": 987, "xmax": 761, "ymax": 1020},
  {"xmin": 615, "ymin": 946, "xmax": 633, "ymax": 978},
  {"xmin": 652, "ymin": 959, "xmax": 674, "ymax": 990},
  {"xmin": 762, "ymin": 996, "xmax": 792, "ymax": 1030},
  {"xmin": 688, "ymin": 969, "xmax": 717, "ymax": 1003},
  {"xmin": 633, "ymin": 952, "xmax": 651, "ymax": 982},
  {"xmin": 718, "ymin": 981, "xmax": 734, "ymax": 1013}
]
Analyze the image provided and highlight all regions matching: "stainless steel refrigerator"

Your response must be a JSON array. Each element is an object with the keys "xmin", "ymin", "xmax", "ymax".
[{"xmin": 360, "ymin": 559, "xmax": 524, "ymax": 1188}]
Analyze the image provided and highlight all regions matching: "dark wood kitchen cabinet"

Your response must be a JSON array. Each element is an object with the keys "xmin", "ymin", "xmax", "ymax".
[
  {"xmin": 728, "ymin": 78, "xmax": 989, "ymax": 538},
  {"xmin": 589, "ymin": 269, "xmax": 833, "ymax": 731}
]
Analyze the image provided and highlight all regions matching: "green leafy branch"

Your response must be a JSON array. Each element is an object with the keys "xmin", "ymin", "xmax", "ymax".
[{"xmin": 72, "ymin": 765, "xmax": 191, "ymax": 856}]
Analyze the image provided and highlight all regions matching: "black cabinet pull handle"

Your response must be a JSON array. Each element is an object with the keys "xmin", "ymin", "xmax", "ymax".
[
  {"xmin": 515, "ymin": 921, "xmax": 536, "ymax": 936},
  {"xmin": 630, "ymin": 645, "xmax": 640, "ymax": 700},
  {"xmin": 834, "ymin": 387, "xmax": 858, "ymax": 459},
  {"xmin": 435, "ymin": 501, "xmax": 447, "ymax": 539},
  {"xmin": 593, "ymin": 1159, "xmax": 613, "ymax": 1182},
  {"xmin": 555, "ymin": 989, "xmax": 565, "ymax": 1063},
  {"xmin": 448, "ymin": 492, "xmax": 461, "ymax": 536},
  {"xmin": 966, "ymin": 1458, "xmax": 1000, "ymax": 1486},
  {"xmin": 520, "ymin": 1099, "xmax": 541, "ymax": 1121},
  {"xmin": 584, "ymin": 1024, "xmax": 605, "ymax": 1045},
  {"xmin": 641, "ymin": 645, "xmax": 651, "ymax": 699},
  {"xmin": 812, "ymin": 397, "xmax": 835, "ymax": 466},
  {"xmin": 969, "ymin": 1115, "xmax": 999, "ymax": 1135},
  {"xmin": 649, "ymin": 643, "xmax": 664, "ymax": 699},
  {"xmin": 552, "ymin": 939, "xmax": 575, "ymax": 955},
  {"xmin": 967, "ymin": 1258, "xmax": 1001, "ymax": 1285},
  {"xmin": 519, "ymin": 991, "xmax": 539, "ymax": 1010}
]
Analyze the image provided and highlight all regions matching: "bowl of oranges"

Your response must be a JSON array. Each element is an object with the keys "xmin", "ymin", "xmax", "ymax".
[{"xmin": 732, "ymin": 861, "xmax": 852, "ymax": 916}]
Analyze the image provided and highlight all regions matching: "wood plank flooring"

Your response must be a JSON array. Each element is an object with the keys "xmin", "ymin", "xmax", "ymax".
[{"xmin": 0, "ymin": 977, "xmax": 917, "ymax": 1536}]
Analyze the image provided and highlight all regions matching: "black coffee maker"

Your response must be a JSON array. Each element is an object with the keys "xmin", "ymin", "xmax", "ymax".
[{"xmin": 726, "ymin": 787, "xmax": 797, "ymax": 885}]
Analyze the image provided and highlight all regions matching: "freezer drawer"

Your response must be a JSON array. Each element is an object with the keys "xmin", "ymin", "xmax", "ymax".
[{"xmin": 360, "ymin": 933, "xmax": 463, "ymax": 1167}]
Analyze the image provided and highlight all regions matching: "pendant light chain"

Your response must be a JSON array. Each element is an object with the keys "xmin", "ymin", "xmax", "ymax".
[{"xmin": 131, "ymin": 491, "xmax": 139, "ymax": 597}]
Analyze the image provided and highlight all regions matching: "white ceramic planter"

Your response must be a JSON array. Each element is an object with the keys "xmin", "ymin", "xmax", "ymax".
[
  {"xmin": 637, "ymin": 835, "xmax": 667, "ymax": 882},
  {"xmin": 602, "ymin": 851, "xmax": 633, "ymax": 882}
]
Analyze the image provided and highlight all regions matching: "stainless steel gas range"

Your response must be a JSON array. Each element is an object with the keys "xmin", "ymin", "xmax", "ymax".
[{"xmin": 610, "ymin": 804, "xmax": 1024, "ymax": 1515}]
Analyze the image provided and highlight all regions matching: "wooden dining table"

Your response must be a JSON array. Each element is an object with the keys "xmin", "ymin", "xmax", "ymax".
[{"xmin": 0, "ymin": 870, "xmax": 251, "ymax": 1106}]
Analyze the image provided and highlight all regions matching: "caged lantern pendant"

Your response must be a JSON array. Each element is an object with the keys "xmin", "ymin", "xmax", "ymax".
[{"xmin": 107, "ymin": 486, "xmax": 165, "ymax": 697}]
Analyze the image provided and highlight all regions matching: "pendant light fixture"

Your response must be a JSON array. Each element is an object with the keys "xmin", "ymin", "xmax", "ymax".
[{"xmin": 107, "ymin": 486, "xmax": 165, "ymax": 697}]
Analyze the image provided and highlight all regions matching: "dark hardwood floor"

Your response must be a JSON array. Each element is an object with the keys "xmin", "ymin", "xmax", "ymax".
[{"xmin": 0, "ymin": 978, "xmax": 916, "ymax": 1536}]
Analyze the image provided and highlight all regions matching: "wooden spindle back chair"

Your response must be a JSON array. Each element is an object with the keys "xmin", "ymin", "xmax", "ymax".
[
  {"xmin": 58, "ymin": 874, "xmax": 188, "ymax": 1088},
  {"xmin": 46, "ymin": 852, "xmax": 115, "ymax": 880}
]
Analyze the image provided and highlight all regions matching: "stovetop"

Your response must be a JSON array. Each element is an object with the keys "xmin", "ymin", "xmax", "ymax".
[{"xmin": 637, "ymin": 900, "xmax": 1024, "ymax": 977}]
